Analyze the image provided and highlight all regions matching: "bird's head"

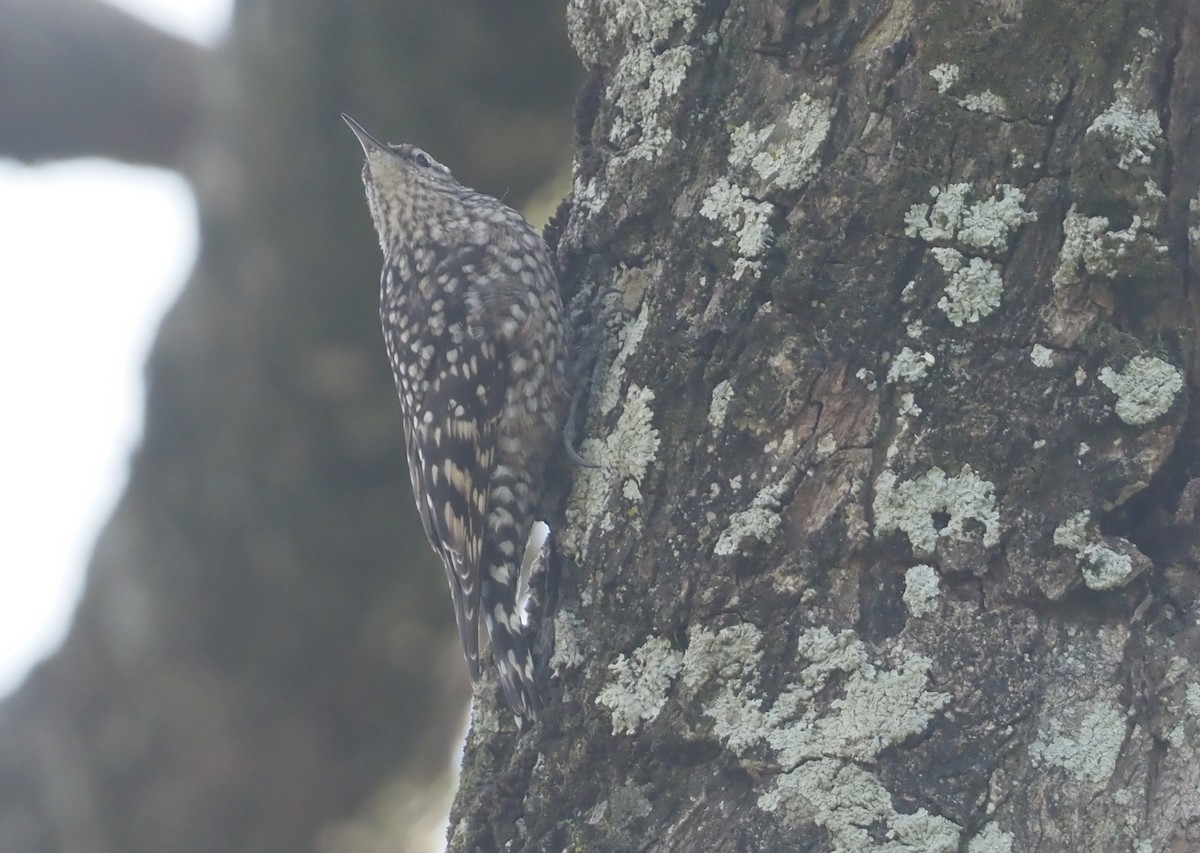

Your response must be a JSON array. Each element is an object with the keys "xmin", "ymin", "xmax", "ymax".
[{"xmin": 342, "ymin": 114, "xmax": 465, "ymax": 248}]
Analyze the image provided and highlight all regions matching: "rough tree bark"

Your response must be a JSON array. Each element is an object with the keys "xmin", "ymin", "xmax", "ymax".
[{"xmin": 450, "ymin": 1, "xmax": 1200, "ymax": 851}]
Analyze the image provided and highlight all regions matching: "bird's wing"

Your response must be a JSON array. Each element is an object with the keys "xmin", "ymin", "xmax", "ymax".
[{"xmin": 404, "ymin": 249, "xmax": 506, "ymax": 682}]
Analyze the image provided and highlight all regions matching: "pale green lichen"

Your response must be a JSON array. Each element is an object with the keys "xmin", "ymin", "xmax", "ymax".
[
  {"xmin": 1098, "ymin": 355, "xmax": 1182, "ymax": 426},
  {"xmin": 596, "ymin": 635, "xmax": 682, "ymax": 734},
  {"xmin": 932, "ymin": 249, "xmax": 1004, "ymax": 326},
  {"xmin": 958, "ymin": 91, "xmax": 1007, "ymax": 115},
  {"xmin": 770, "ymin": 649, "xmax": 949, "ymax": 765},
  {"xmin": 606, "ymin": 45, "xmax": 697, "ymax": 161},
  {"xmin": 708, "ymin": 379, "xmax": 734, "ymax": 428},
  {"xmin": 729, "ymin": 94, "xmax": 832, "ymax": 192},
  {"xmin": 1087, "ymin": 96, "xmax": 1162, "ymax": 170},
  {"xmin": 684, "ymin": 624, "xmax": 953, "ymax": 762},
  {"xmin": 567, "ymin": 0, "xmax": 704, "ymax": 63},
  {"xmin": 699, "ymin": 177, "xmax": 774, "ymax": 279},
  {"xmin": 1031, "ymin": 702, "xmax": 1126, "ymax": 782},
  {"xmin": 874, "ymin": 465, "xmax": 1001, "ymax": 555},
  {"xmin": 905, "ymin": 183, "xmax": 972, "ymax": 243},
  {"xmin": 967, "ymin": 823, "xmax": 1015, "ymax": 853},
  {"xmin": 713, "ymin": 479, "xmax": 792, "ymax": 555},
  {"xmin": 1030, "ymin": 344, "xmax": 1055, "ymax": 368},
  {"xmin": 550, "ymin": 609, "xmax": 586, "ymax": 673},
  {"xmin": 597, "ymin": 301, "xmax": 651, "ymax": 417},
  {"xmin": 1190, "ymin": 194, "xmax": 1200, "ymax": 251},
  {"xmin": 1078, "ymin": 544, "xmax": 1134, "ymax": 590},
  {"xmin": 572, "ymin": 168, "xmax": 610, "ymax": 218},
  {"xmin": 1114, "ymin": 786, "xmax": 1152, "ymax": 853},
  {"xmin": 1047, "ymin": 189, "xmax": 1170, "ymax": 344},
  {"xmin": 1142, "ymin": 177, "xmax": 1166, "ymax": 200},
  {"xmin": 566, "ymin": 0, "xmax": 704, "ymax": 212},
  {"xmin": 565, "ymin": 384, "xmax": 660, "ymax": 555},
  {"xmin": 897, "ymin": 391, "xmax": 922, "ymax": 418},
  {"xmin": 468, "ymin": 678, "xmax": 504, "ymax": 736},
  {"xmin": 929, "ymin": 63, "xmax": 959, "ymax": 94},
  {"xmin": 887, "ymin": 347, "xmax": 934, "ymax": 384},
  {"xmin": 681, "ymin": 622, "xmax": 954, "ymax": 847},
  {"xmin": 762, "ymin": 760, "xmax": 961, "ymax": 852},
  {"xmin": 905, "ymin": 183, "xmax": 1035, "ymax": 251},
  {"xmin": 729, "ymin": 122, "xmax": 774, "ymax": 167},
  {"xmin": 614, "ymin": 0, "xmax": 703, "ymax": 46},
  {"xmin": 890, "ymin": 808, "xmax": 962, "ymax": 852},
  {"xmin": 703, "ymin": 95, "xmax": 832, "ymax": 279},
  {"xmin": 956, "ymin": 187, "xmax": 1037, "ymax": 251},
  {"xmin": 1054, "ymin": 510, "xmax": 1136, "ymax": 590},
  {"xmin": 904, "ymin": 184, "xmax": 1033, "ymax": 326},
  {"xmin": 1052, "ymin": 510, "xmax": 1090, "ymax": 550},
  {"xmin": 601, "ymin": 384, "xmax": 659, "ymax": 502},
  {"xmin": 713, "ymin": 506, "xmax": 781, "ymax": 555},
  {"xmin": 1169, "ymin": 682, "xmax": 1200, "ymax": 747},
  {"xmin": 903, "ymin": 564, "xmax": 941, "ymax": 617},
  {"xmin": 681, "ymin": 622, "xmax": 763, "ymax": 690},
  {"xmin": 1053, "ymin": 206, "xmax": 1121, "ymax": 286},
  {"xmin": 794, "ymin": 625, "xmax": 866, "ymax": 689}
]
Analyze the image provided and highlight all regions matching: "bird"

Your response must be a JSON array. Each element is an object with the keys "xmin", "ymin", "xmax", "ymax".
[{"xmin": 344, "ymin": 114, "xmax": 569, "ymax": 724}]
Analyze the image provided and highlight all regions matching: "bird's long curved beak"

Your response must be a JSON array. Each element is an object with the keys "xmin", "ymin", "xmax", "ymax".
[{"xmin": 342, "ymin": 113, "xmax": 387, "ymax": 155}]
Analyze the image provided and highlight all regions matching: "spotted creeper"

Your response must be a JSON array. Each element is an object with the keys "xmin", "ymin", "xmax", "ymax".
[{"xmin": 345, "ymin": 115, "xmax": 568, "ymax": 724}]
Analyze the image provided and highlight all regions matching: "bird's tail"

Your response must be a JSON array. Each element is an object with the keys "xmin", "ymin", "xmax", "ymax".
[{"xmin": 480, "ymin": 469, "xmax": 542, "ymax": 726}]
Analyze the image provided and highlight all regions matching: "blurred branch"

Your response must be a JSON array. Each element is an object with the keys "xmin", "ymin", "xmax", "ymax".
[{"xmin": 0, "ymin": 0, "xmax": 201, "ymax": 166}]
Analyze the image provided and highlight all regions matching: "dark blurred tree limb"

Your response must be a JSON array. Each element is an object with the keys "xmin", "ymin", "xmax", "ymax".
[{"xmin": 0, "ymin": 0, "xmax": 201, "ymax": 166}]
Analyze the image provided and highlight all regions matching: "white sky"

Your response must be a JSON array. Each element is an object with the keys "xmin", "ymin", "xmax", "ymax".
[
  {"xmin": 0, "ymin": 0, "xmax": 232, "ymax": 697},
  {"xmin": 104, "ymin": 0, "xmax": 231, "ymax": 44}
]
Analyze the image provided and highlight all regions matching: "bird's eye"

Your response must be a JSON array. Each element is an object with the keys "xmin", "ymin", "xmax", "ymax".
[{"xmin": 413, "ymin": 151, "xmax": 432, "ymax": 168}]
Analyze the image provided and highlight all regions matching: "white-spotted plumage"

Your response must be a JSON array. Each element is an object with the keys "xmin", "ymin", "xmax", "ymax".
[{"xmin": 345, "ymin": 115, "xmax": 567, "ymax": 725}]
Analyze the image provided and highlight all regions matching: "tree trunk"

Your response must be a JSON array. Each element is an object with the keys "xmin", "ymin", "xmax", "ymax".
[{"xmin": 449, "ymin": 1, "xmax": 1200, "ymax": 850}]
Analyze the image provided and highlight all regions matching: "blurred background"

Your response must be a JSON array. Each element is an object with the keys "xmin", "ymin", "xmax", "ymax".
[{"xmin": 0, "ymin": 0, "xmax": 579, "ymax": 850}]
